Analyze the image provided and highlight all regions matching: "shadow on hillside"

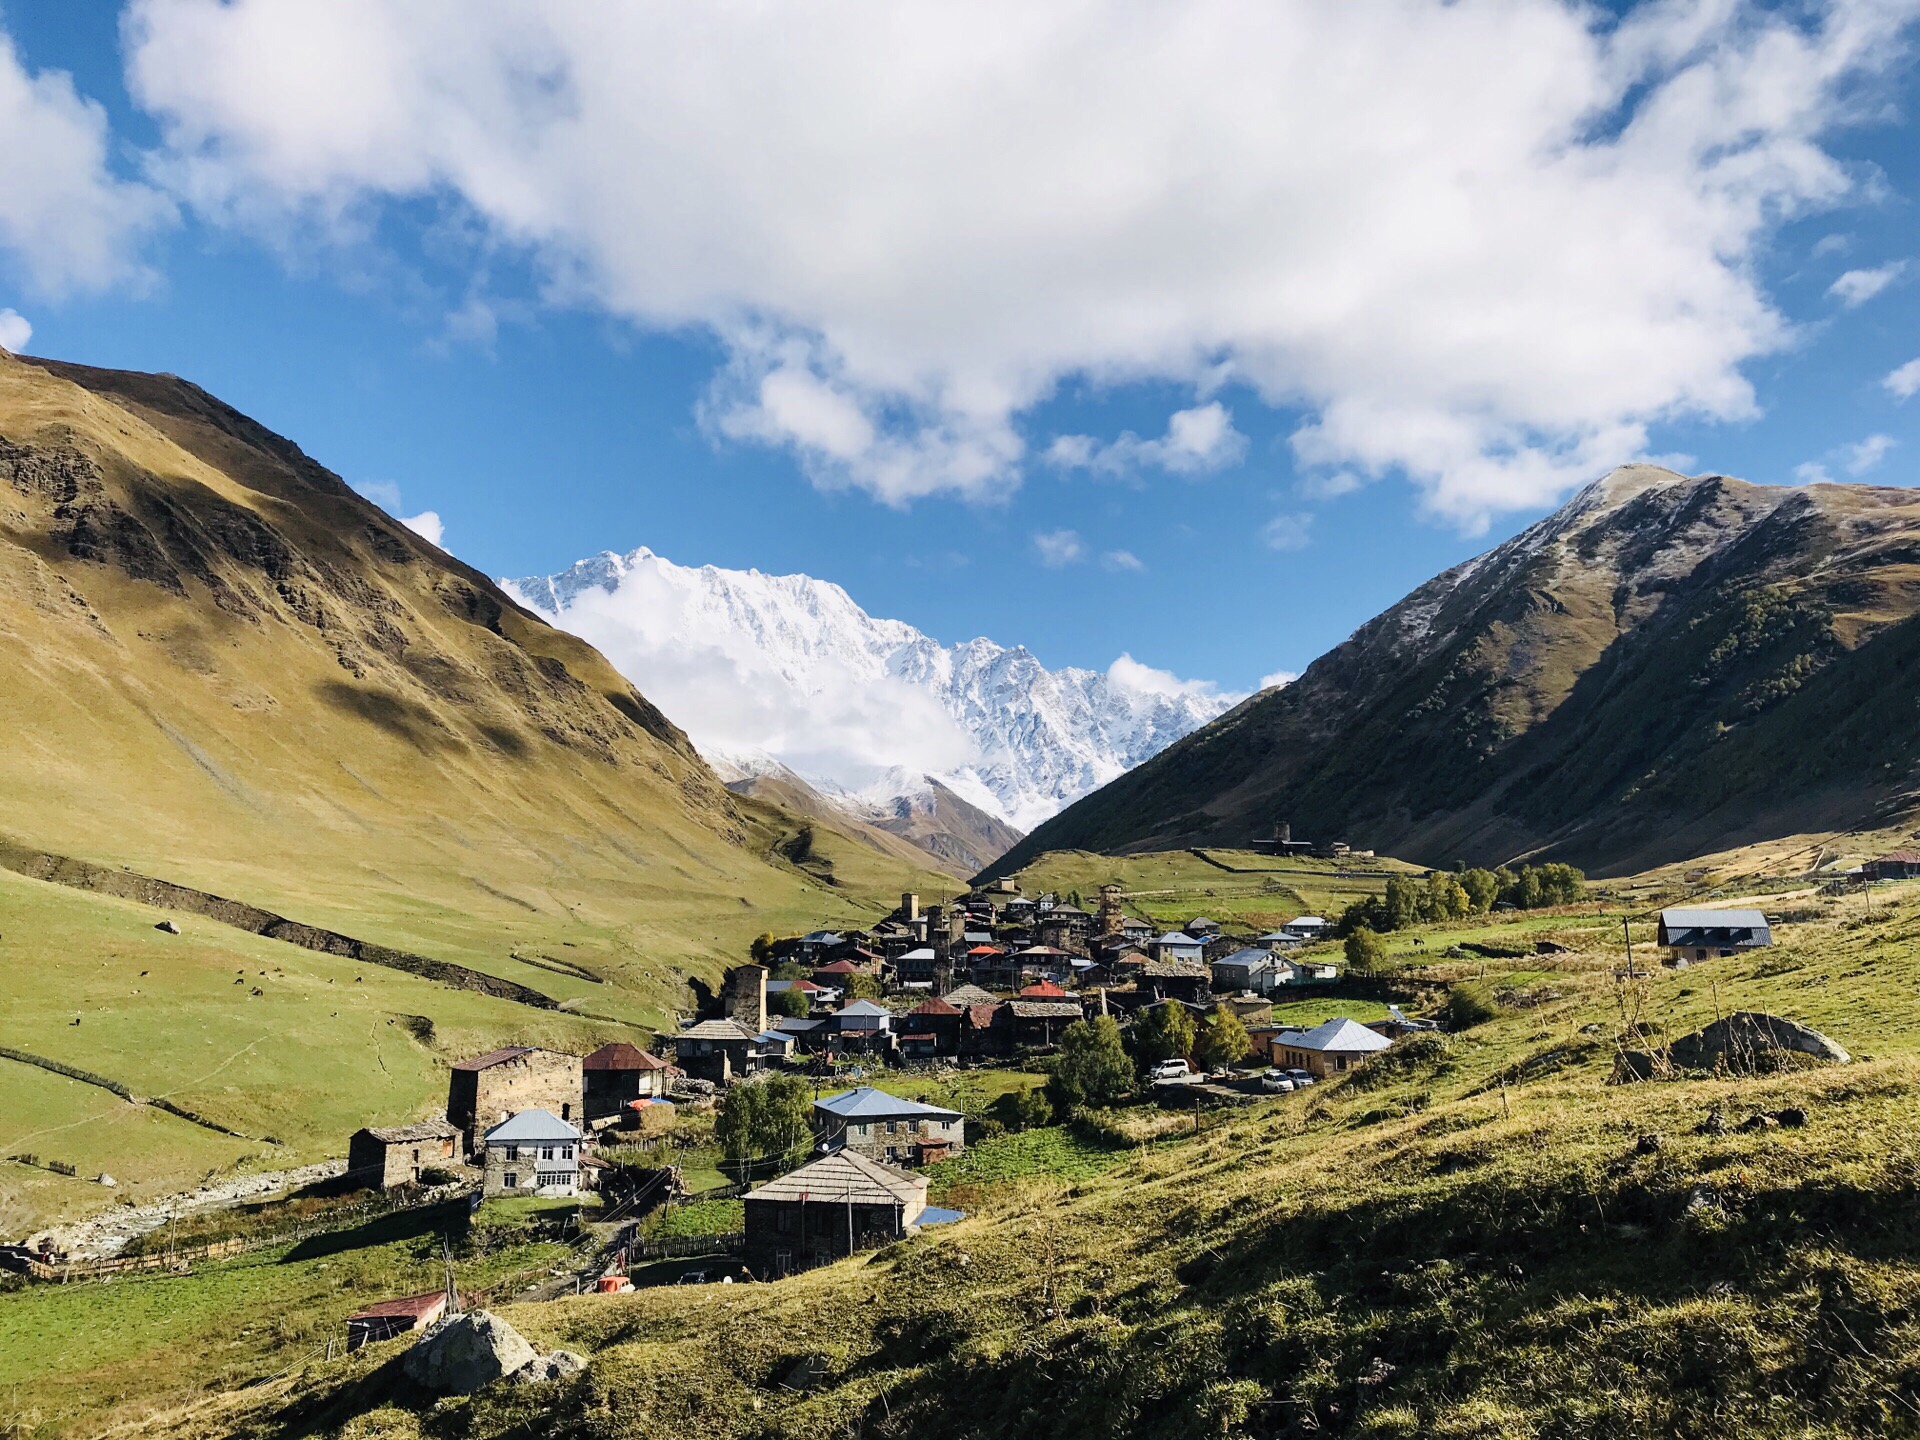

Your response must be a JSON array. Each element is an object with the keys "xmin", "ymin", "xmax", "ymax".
[{"xmin": 279, "ymin": 1200, "xmax": 464, "ymax": 1264}]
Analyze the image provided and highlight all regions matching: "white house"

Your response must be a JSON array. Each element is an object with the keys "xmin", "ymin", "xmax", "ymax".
[{"xmin": 482, "ymin": 1108, "xmax": 582, "ymax": 1197}]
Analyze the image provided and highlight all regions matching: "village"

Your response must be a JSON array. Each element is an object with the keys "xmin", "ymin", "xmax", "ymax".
[{"xmin": 12, "ymin": 841, "xmax": 1890, "ymax": 1396}]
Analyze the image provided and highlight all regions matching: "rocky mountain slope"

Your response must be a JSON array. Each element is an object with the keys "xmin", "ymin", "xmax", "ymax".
[
  {"xmin": 504, "ymin": 547, "xmax": 1232, "ymax": 843},
  {"xmin": 0, "ymin": 351, "xmax": 946, "ymax": 1043},
  {"xmin": 992, "ymin": 464, "xmax": 1920, "ymax": 877}
]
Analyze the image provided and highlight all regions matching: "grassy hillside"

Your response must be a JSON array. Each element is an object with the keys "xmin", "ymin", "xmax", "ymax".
[
  {"xmin": 0, "ymin": 351, "xmax": 949, "ymax": 1230},
  {"xmin": 993, "ymin": 466, "xmax": 1920, "ymax": 879},
  {"xmin": 34, "ymin": 880, "xmax": 1920, "ymax": 1439},
  {"xmin": 1002, "ymin": 847, "xmax": 1421, "ymax": 931}
]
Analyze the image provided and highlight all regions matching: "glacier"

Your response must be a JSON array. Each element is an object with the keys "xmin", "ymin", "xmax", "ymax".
[{"xmin": 502, "ymin": 547, "xmax": 1237, "ymax": 831}]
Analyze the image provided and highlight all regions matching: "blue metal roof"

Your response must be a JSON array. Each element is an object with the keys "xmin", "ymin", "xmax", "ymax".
[
  {"xmin": 917, "ymin": 1205, "xmax": 965, "ymax": 1227},
  {"xmin": 482, "ymin": 1108, "xmax": 580, "ymax": 1144},
  {"xmin": 813, "ymin": 1086, "xmax": 961, "ymax": 1120}
]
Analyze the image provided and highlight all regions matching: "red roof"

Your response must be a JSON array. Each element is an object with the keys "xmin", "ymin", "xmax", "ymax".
[
  {"xmin": 901, "ymin": 1033, "xmax": 937, "ymax": 1043},
  {"xmin": 584, "ymin": 1042, "xmax": 669, "ymax": 1072},
  {"xmin": 451, "ymin": 1046, "xmax": 533, "ymax": 1072},
  {"xmin": 1018, "ymin": 981, "xmax": 1069, "ymax": 998},
  {"xmin": 908, "ymin": 997, "xmax": 962, "ymax": 1017},
  {"xmin": 347, "ymin": 1292, "xmax": 446, "ymax": 1322},
  {"xmin": 965, "ymin": 1004, "xmax": 1003, "ymax": 1027},
  {"xmin": 813, "ymin": 959, "xmax": 862, "ymax": 974},
  {"xmin": 966, "ymin": 945, "xmax": 1002, "ymax": 956},
  {"xmin": 790, "ymin": 979, "xmax": 824, "ymax": 991}
]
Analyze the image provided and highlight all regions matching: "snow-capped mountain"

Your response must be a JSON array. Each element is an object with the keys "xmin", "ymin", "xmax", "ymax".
[{"xmin": 503, "ymin": 547, "xmax": 1237, "ymax": 833}]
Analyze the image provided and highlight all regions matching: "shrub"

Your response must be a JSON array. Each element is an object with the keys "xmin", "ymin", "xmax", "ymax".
[
  {"xmin": 1051, "ymin": 1016, "xmax": 1133, "ymax": 1110},
  {"xmin": 1444, "ymin": 982, "xmax": 1501, "ymax": 1030}
]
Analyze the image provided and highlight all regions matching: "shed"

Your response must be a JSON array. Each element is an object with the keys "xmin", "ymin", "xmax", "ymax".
[
  {"xmin": 345, "ymin": 1292, "xmax": 448, "ymax": 1350},
  {"xmin": 1656, "ymin": 909, "xmax": 1772, "ymax": 965},
  {"xmin": 347, "ymin": 1119, "xmax": 458, "ymax": 1189}
]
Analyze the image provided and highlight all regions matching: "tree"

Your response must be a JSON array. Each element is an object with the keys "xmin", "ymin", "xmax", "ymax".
[
  {"xmin": 1345, "ymin": 926, "xmax": 1390, "ymax": 974},
  {"xmin": 842, "ymin": 972, "xmax": 884, "ymax": 1001},
  {"xmin": 1131, "ymin": 1001, "xmax": 1196, "ymax": 1067},
  {"xmin": 1461, "ymin": 868, "xmax": 1499, "ymax": 914},
  {"xmin": 1425, "ymin": 871, "xmax": 1471, "ymax": 922},
  {"xmin": 1383, "ymin": 876, "xmax": 1422, "ymax": 931},
  {"xmin": 750, "ymin": 932, "xmax": 778, "ymax": 964},
  {"xmin": 772, "ymin": 985, "xmax": 812, "ymax": 1018},
  {"xmin": 1010, "ymin": 1086, "xmax": 1055, "ymax": 1130},
  {"xmin": 1194, "ymin": 1004, "xmax": 1252, "ymax": 1071},
  {"xmin": 714, "ymin": 1073, "xmax": 813, "ymax": 1168},
  {"xmin": 1051, "ymin": 1016, "xmax": 1133, "ymax": 1109},
  {"xmin": 1443, "ymin": 981, "xmax": 1500, "ymax": 1029}
]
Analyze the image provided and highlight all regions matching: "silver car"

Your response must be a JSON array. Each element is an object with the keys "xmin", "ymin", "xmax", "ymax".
[{"xmin": 1259, "ymin": 1069, "xmax": 1294, "ymax": 1093}]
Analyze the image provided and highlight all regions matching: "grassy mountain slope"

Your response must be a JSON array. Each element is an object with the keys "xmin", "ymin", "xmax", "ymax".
[
  {"xmin": 0, "ymin": 352, "xmax": 947, "ymax": 1225},
  {"xmin": 87, "ymin": 879, "xmax": 1920, "ymax": 1440},
  {"xmin": 858, "ymin": 777, "xmax": 1026, "ymax": 877},
  {"xmin": 990, "ymin": 466, "xmax": 1920, "ymax": 878}
]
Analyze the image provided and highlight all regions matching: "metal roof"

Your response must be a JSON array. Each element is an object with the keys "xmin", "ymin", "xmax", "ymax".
[
  {"xmin": 836, "ymin": 999, "xmax": 892, "ymax": 1017},
  {"xmin": 1283, "ymin": 1019, "xmax": 1393, "ymax": 1053},
  {"xmin": 1214, "ymin": 948, "xmax": 1276, "ymax": 969},
  {"xmin": 745, "ymin": 1149, "xmax": 925, "ymax": 1206},
  {"xmin": 583, "ymin": 1043, "xmax": 669, "ymax": 1071},
  {"xmin": 813, "ymin": 1086, "xmax": 961, "ymax": 1120},
  {"xmin": 483, "ymin": 1108, "xmax": 580, "ymax": 1143},
  {"xmin": 908, "ymin": 997, "xmax": 963, "ymax": 1016},
  {"xmin": 1659, "ymin": 908, "xmax": 1770, "ymax": 930},
  {"xmin": 1153, "ymin": 932, "xmax": 1203, "ymax": 947},
  {"xmin": 347, "ymin": 1292, "xmax": 448, "ymax": 1322}
]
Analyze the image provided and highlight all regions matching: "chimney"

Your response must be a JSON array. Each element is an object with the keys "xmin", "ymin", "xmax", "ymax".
[
  {"xmin": 729, "ymin": 964, "xmax": 767, "ymax": 1035},
  {"xmin": 901, "ymin": 892, "xmax": 920, "ymax": 923}
]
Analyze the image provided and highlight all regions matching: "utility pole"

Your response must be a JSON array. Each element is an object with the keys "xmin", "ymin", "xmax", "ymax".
[{"xmin": 1622, "ymin": 916, "xmax": 1636, "ymax": 979}]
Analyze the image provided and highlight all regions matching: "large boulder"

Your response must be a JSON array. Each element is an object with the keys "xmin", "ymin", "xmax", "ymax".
[
  {"xmin": 1612, "ymin": 1011, "xmax": 1849, "ymax": 1083},
  {"xmin": 403, "ymin": 1311, "xmax": 538, "ymax": 1394},
  {"xmin": 1669, "ymin": 1012, "xmax": 1850, "ymax": 1069}
]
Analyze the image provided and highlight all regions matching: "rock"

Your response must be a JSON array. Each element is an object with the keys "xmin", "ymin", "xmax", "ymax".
[
  {"xmin": 1772, "ymin": 1107, "xmax": 1809, "ymax": 1128},
  {"xmin": 1738, "ymin": 1113, "xmax": 1779, "ymax": 1132},
  {"xmin": 1635, "ymin": 1132, "xmax": 1663, "ymax": 1155},
  {"xmin": 512, "ymin": 1350, "xmax": 587, "ymax": 1386},
  {"xmin": 1668, "ymin": 1012, "xmax": 1850, "ymax": 1070},
  {"xmin": 403, "ymin": 1311, "xmax": 538, "ymax": 1394},
  {"xmin": 95, "ymin": 1173, "xmax": 116, "ymax": 1187},
  {"xmin": 1698, "ymin": 1109, "xmax": 1728, "ymax": 1136},
  {"xmin": 155, "ymin": 920, "xmax": 180, "ymax": 935}
]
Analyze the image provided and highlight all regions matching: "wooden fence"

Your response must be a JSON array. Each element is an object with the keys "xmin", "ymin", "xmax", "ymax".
[{"xmin": 628, "ymin": 1231, "xmax": 745, "ymax": 1261}]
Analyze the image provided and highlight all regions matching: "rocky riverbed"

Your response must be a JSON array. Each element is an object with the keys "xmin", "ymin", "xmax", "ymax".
[{"xmin": 30, "ymin": 1158, "xmax": 347, "ymax": 1260}]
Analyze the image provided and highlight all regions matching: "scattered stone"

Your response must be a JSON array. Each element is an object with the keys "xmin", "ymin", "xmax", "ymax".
[
  {"xmin": 1738, "ymin": 1113, "xmax": 1779, "ymax": 1132},
  {"xmin": 512, "ymin": 1350, "xmax": 587, "ymax": 1386},
  {"xmin": 778, "ymin": 1354, "xmax": 831, "ymax": 1391},
  {"xmin": 1698, "ymin": 1109, "xmax": 1728, "ymax": 1136},
  {"xmin": 95, "ymin": 1174, "xmax": 115, "ymax": 1187},
  {"xmin": 1635, "ymin": 1132, "xmax": 1663, "ymax": 1155},
  {"xmin": 404, "ymin": 1311, "xmax": 537, "ymax": 1395},
  {"xmin": 1773, "ymin": 1107, "xmax": 1809, "ymax": 1128},
  {"xmin": 155, "ymin": 920, "xmax": 180, "ymax": 935}
]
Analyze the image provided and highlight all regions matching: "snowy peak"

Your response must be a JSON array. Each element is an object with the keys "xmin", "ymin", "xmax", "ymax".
[{"xmin": 502, "ymin": 545, "xmax": 1235, "ymax": 836}]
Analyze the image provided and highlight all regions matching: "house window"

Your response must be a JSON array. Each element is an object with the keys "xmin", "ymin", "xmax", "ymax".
[
  {"xmin": 505, "ymin": 1144, "xmax": 520, "ymax": 1161},
  {"xmin": 1336, "ymin": 1056, "xmax": 1349, "ymax": 1071},
  {"xmin": 562, "ymin": 1103, "xmax": 572, "ymax": 1120},
  {"xmin": 536, "ymin": 1171, "xmax": 569, "ymax": 1188},
  {"xmin": 503, "ymin": 1172, "xmax": 519, "ymax": 1188},
  {"xmin": 541, "ymin": 1146, "xmax": 555, "ymax": 1161},
  {"xmin": 563, "ymin": 1146, "xmax": 574, "ymax": 1160},
  {"xmin": 777, "ymin": 1209, "xmax": 796, "ymax": 1234}
]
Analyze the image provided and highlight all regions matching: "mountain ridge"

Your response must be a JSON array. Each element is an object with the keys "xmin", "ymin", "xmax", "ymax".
[
  {"xmin": 504, "ymin": 544, "xmax": 1234, "ymax": 844},
  {"xmin": 989, "ymin": 464, "xmax": 1920, "ymax": 878}
]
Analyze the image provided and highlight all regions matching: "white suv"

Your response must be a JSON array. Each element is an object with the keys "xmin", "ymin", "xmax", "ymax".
[{"xmin": 1150, "ymin": 1059, "xmax": 1194, "ymax": 1082}]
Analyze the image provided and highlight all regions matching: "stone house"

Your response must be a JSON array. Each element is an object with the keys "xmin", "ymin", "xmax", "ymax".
[
  {"xmin": 674, "ymin": 1018, "xmax": 764, "ymax": 1083},
  {"xmin": 347, "ymin": 1119, "xmax": 458, "ymax": 1189},
  {"xmin": 482, "ymin": 1108, "xmax": 583, "ymax": 1197},
  {"xmin": 582, "ymin": 1042, "xmax": 672, "ymax": 1122},
  {"xmin": 744, "ymin": 1150, "xmax": 955, "ymax": 1275},
  {"xmin": 1271, "ymin": 1018, "xmax": 1393, "ymax": 1079},
  {"xmin": 446, "ymin": 1047, "xmax": 584, "ymax": 1155},
  {"xmin": 812, "ymin": 1086, "xmax": 965, "ymax": 1166},
  {"xmin": 902, "ymin": 996, "xmax": 963, "ymax": 1055}
]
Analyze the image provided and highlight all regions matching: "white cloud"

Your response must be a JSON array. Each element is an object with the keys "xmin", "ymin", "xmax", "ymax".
[
  {"xmin": 1049, "ymin": 403, "xmax": 1248, "ymax": 479},
  {"xmin": 0, "ymin": 28, "xmax": 172, "ymax": 295},
  {"xmin": 352, "ymin": 480, "xmax": 446, "ymax": 547},
  {"xmin": 0, "ymin": 307, "xmax": 29, "ymax": 352},
  {"xmin": 1829, "ymin": 262, "xmax": 1907, "ymax": 307},
  {"xmin": 1107, "ymin": 653, "xmax": 1232, "ymax": 704},
  {"xmin": 1033, "ymin": 529, "xmax": 1085, "ymax": 567},
  {"xmin": 1844, "ymin": 433, "xmax": 1895, "ymax": 474},
  {"xmin": 1262, "ymin": 512, "xmax": 1314, "ymax": 552},
  {"xmin": 1258, "ymin": 670, "xmax": 1298, "ymax": 690},
  {"xmin": 353, "ymin": 479, "xmax": 404, "ymax": 510},
  {"xmin": 1101, "ymin": 549, "xmax": 1144, "ymax": 572},
  {"xmin": 400, "ymin": 510, "xmax": 444, "ymax": 547},
  {"xmin": 123, "ymin": 0, "xmax": 1920, "ymax": 523},
  {"xmin": 1885, "ymin": 357, "xmax": 1920, "ymax": 400},
  {"xmin": 1795, "ymin": 461, "xmax": 1833, "ymax": 484}
]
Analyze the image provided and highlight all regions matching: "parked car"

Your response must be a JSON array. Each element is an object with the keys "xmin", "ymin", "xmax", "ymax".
[
  {"xmin": 1283, "ymin": 1069, "xmax": 1317, "ymax": 1087},
  {"xmin": 1149, "ymin": 1059, "xmax": 1194, "ymax": 1081},
  {"xmin": 1259, "ymin": 1069, "xmax": 1295, "ymax": 1093},
  {"xmin": 676, "ymin": 1269, "xmax": 712, "ymax": 1285}
]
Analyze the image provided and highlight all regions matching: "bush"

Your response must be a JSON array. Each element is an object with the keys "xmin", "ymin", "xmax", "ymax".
[
  {"xmin": 1051, "ymin": 1016, "xmax": 1133, "ymax": 1110},
  {"xmin": 1131, "ymin": 1002, "xmax": 1196, "ymax": 1067},
  {"xmin": 1444, "ymin": 982, "xmax": 1501, "ymax": 1030}
]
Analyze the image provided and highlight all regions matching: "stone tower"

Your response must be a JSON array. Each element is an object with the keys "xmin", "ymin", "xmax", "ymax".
[{"xmin": 729, "ymin": 964, "xmax": 767, "ymax": 1035}]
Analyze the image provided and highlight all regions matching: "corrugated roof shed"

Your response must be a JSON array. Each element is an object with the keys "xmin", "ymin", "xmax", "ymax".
[{"xmin": 746, "ymin": 1149, "xmax": 925, "ymax": 1206}]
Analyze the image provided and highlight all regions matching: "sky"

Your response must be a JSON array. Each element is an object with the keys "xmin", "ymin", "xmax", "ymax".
[{"xmin": 3, "ymin": 0, "xmax": 1920, "ymax": 702}]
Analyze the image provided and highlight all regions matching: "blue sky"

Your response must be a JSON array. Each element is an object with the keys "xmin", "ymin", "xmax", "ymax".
[{"xmin": 4, "ymin": 1, "xmax": 1920, "ymax": 697}]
